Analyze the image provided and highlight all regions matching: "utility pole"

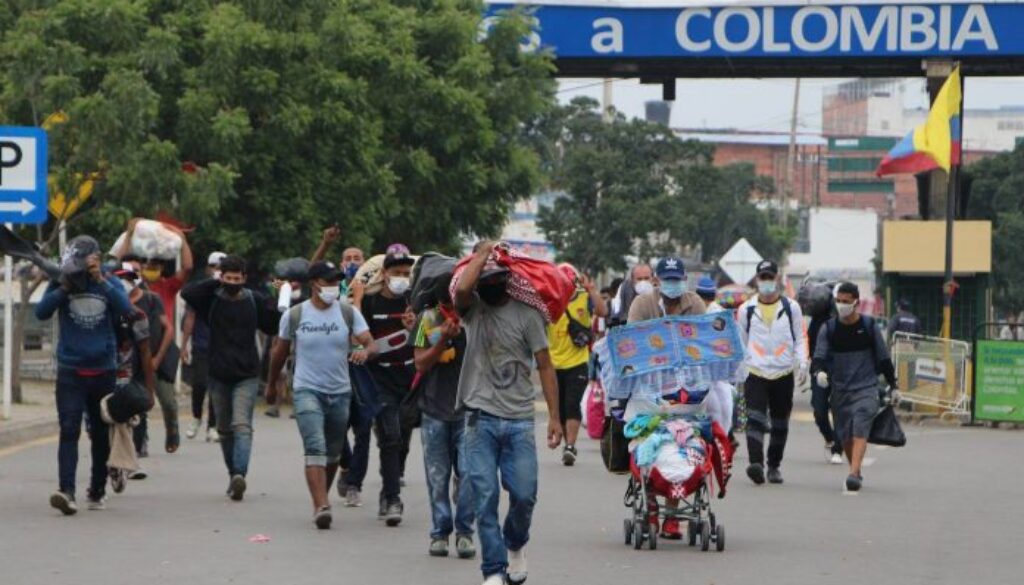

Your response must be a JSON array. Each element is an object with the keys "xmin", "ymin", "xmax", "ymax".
[
  {"xmin": 602, "ymin": 78, "xmax": 613, "ymax": 122},
  {"xmin": 782, "ymin": 78, "xmax": 801, "ymax": 229}
]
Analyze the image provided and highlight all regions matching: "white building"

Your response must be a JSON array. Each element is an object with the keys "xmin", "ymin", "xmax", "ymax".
[{"xmin": 787, "ymin": 206, "xmax": 879, "ymax": 293}]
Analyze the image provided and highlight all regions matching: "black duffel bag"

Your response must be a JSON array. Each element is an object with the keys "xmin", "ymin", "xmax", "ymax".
[
  {"xmin": 104, "ymin": 382, "xmax": 153, "ymax": 424},
  {"xmin": 600, "ymin": 416, "xmax": 631, "ymax": 474}
]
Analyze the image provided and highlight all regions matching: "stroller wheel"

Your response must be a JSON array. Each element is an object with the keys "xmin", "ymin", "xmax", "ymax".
[
  {"xmin": 688, "ymin": 521, "xmax": 698, "ymax": 547},
  {"xmin": 701, "ymin": 521, "xmax": 711, "ymax": 552},
  {"xmin": 715, "ymin": 524, "xmax": 726, "ymax": 552},
  {"xmin": 709, "ymin": 512, "xmax": 717, "ymax": 530},
  {"xmin": 648, "ymin": 523, "xmax": 658, "ymax": 551},
  {"xmin": 624, "ymin": 520, "xmax": 634, "ymax": 545},
  {"xmin": 633, "ymin": 522, "xmax": 645, "ymax": 550}
]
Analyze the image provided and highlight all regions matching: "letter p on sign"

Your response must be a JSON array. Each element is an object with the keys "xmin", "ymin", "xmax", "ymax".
[{"xmin": 0, "ymin": 126, "xmax": 48, "ymax": 224}]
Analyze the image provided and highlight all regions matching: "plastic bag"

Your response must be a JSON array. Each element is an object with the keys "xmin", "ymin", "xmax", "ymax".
[
  {"xmin": 109, "ymin": 220, "xmax": 183, "ymax": 260},
  {"xmin": 584, "ymin": 380, "xmax": 606, "ymax": 439},
  {"xmin": 868, "ymin": 405, "xmax": 907, "ymax": 447},
  {"xmin": 600, "ymin": 416, "xmax": 630, "ymax": 474},
  {"xmin": 409, "ymin": 253, "xmax": 456, "ymax": 313}
]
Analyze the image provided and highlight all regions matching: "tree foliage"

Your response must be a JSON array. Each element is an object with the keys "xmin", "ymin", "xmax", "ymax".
[
  {"xmin": 534, "ymin": 97, "xmax": 787, "ymax": 276},
  {"xmin": 966, "ymin": 144, "xmax": 1024, "ymax": 313},
  {"xmin": 0, "ymin": 0, "xmax": 555, "ymax": 264}
]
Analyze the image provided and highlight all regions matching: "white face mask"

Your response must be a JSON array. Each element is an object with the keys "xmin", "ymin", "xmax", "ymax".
[
  {"xmin": 634, "ymin": 280, "xmax": 655, "ymax": 296},
  {"xmin": 119, "ymin": 278, "xmax": 136, "ymax": 293},
  {"xmin": 757, "ymin": 280, "xmax": 778, "ymax": 296},
  {"xmin": 212, "ymin": 270, "xmax": 222, "ymax": 281},
  {"xmin": 388, "ymin": 277, "xmax": 410, "ymax": 296},
  {"xmin": 318, "ymin": 286, "xmax": 341, "ymax": 305},
  {"xmin": 290, "ymin": 287, "xmax": 302, "ymax": 300},
  {"xmin": 836, "ymin": 301, "xmax": 858, "ymax": 318}
]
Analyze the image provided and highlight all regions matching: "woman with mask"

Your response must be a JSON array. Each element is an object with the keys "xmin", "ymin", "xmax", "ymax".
[
  {"xmin": 736, "ymin": 260, "xmax": 808, "ymax": 487},
  {"xmin": 266, "ymin": 261, "xmax": 376, "ymax": 528}
]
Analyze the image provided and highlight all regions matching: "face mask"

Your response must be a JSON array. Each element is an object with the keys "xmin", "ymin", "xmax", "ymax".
[
  {"xmin": 634, "ymin": 280, "xmax": 655, "ymax": 296},
  {"xmin": 212, "ymin": 270, "xmax": 222, "ymax": 281},
  {"xmin": 290, "ymin": 288, "xmax": 302, "ymax": 300},
  {"xmin": 660, "ymin": 279, "xmax": 687, "ymax": 300},
  {"xmin": 836, "ymin": 301, "xmax": 858, "ymax": 318},
  {"xmin": 344, "ymin": 263, "xmax": 360, "ymax": 281},
  {"xmin": 142, "ymin": 268, "xmax": 162, "ymax": 283},
  {"xmin": 120, "ymin": 278, "xmax": 137, "ymax": 292},
  {"xmin": 388, "ymin": 277, "xmax": 410, "ymax": 296},
  {"xmin": 318, "ymin": 286, "xmax": 340, "ymax": 304},
  {"xmin": 757, "ymin": 280, "xmax": 778, "ymax": 296},
  {"xmin": 478, "ymin": 283, "xmax": 507, "ymax": 306},
  {"xmin": 222, "ymin": 283, "xmax": 243, "ymax": 296}
]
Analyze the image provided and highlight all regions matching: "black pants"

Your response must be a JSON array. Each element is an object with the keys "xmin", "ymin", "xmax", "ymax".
[
  {"xmin": 188, "ymin": 350, "xmax": 216, "ymax": 428},
  {"xmin": 744, "ymin": 373, "xmax": 795, "ymax": 468},
  {"xmin": 373, "ymin": 393, "xmax": 404, "ymax": 502},
  {"xmin": 556, "ymin": 363, "xmax": 589, "ymax": 427}
]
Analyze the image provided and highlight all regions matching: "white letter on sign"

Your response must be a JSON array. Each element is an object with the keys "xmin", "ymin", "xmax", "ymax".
[
  {"xmin": 900, "ymin": 6, "xmax": 937, "ymax": 51},
  {"xmin": 953, "ymin": 5, "xmax": 998, "ymax": 51},
  {"xmin": 840, "ymin": 6, "xmax": 897, "ymax": 52},
  {"xmin": 676, "ymin": 8, "xmax": 711, "ymax": 52},
  {"xmin": 592, "ymin": 18, "xmax": 624, "ymax": 54},
  {"xmin": 714, "ymin": 7, "xmax": 760, "ymax": 52},
  {"xmin": 792, "ymin": 6, "xmax": 838, "ymax": 52},
  {"xmin": 762, "ymin": 8, "xmax": 791, "ymax": 52}
]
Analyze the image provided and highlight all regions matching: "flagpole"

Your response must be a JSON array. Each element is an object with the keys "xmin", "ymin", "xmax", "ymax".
[{"xmin": 940, "ymin": 66, "xmax": 964, "ymax": 340}]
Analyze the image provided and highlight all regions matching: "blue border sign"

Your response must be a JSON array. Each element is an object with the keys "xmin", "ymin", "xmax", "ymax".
[
  {"xmin": 484, "ymin": 2, "xmax": 1024, "ymax": 60},
  {"xmin": 0, "ymin": 126, "xmax": 48, "ymax": 225}
]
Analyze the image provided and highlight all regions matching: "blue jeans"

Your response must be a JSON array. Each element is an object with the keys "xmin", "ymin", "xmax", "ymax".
[
  {"xmin": 56, "ymin": 368, "xmax": 116, "ymax": 498},
  {"xmin": 293, "ymin": 388, "xmax": 351, "ymax": 467},
  {"xmin": 465, "ymin": 411, "xmax": 537, "ymax": 579},
  {"xmin": 209, "ymin": 377, "xmax": 260, "ymax": 477},
  {"xmin": 421, "ymin": 413, "xmax": 475, "ymax": 539}
]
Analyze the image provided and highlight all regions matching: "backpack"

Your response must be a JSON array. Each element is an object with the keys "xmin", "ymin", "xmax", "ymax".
[{"xmin": 745, "ymin": 296, "xmax": 797, "ymax": 343}]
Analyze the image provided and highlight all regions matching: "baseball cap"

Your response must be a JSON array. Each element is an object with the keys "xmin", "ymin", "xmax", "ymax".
[
  {"xmin": 756, "ymin": 260, "xmax": 779, "ymax": 278},
  {"xmin": 383, "ymin": 251, "xmax": 415, "ymax": 270},
  {"xmin": 207, "ymin": 251, "xmax": 227, "ymax": 266},
  {"xmin": 113, "ymin": 262, "xmax": 139, "ymax": 279},
  {"xmin": 307, "ymin": 261, "xmax": 342, "ymax": 282},
  {"xmin": 696, "ymin": 276, "xmax": 717, "ymax": 296},
  {"xmin": 655, "ymin": 257, "xmax": 686, "ymax": 280}
]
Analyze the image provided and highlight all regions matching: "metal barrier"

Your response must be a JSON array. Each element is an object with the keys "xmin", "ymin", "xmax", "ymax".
[{"xmin": 890, "ymin": 332, "xmax": 971, "ymax": 419}]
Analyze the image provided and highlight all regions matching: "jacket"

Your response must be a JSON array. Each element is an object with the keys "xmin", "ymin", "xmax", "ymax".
[
  {"xmin": 627, "ymin": 291, "xmax": 706, "ymax": 323},
  {"xmin": 737, "ymin": 295, "xmax": 808, "ymax": 380}
]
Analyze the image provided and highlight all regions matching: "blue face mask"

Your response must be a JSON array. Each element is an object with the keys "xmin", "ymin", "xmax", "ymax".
[
  {"xmin": 758, "ymin": 280, "xmax": 778, "ymax": 296},
  {"xmin": 660, "ymin": 279, "xmax": 687, "ymax": 299},
  {"xmin": 344, "ymin": 263, "xmax": 359, "ymax": 281}
]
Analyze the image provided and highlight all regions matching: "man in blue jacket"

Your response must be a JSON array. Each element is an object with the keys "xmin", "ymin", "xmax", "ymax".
[{"xmin": 36, "ymin": 236, "xmax": 135, "ymax": 515}]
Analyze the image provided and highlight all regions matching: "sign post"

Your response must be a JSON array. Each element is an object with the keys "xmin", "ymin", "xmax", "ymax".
[{"xmin": 0, "ymin": 126, "xmax": 48, "ymax": 420}]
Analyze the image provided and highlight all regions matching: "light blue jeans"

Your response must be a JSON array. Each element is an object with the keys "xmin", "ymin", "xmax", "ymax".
[
  {"xmin": 293, "ymin": 388, "xmax": 350, "ymax": 467},
  {"xmin": 421, "ymin": 413, "xmax": 475, "ymax": 539},
  {"xmin": 210, "ymin": 377, "xmax": 260, "ymax": 477},
  {"xmin": 464, "ymin": 411, "xmax": 538, "ymax": 579}
]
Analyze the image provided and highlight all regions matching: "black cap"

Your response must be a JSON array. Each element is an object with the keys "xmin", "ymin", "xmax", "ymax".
[
  {"xmin": 756, "ymin": 260, "xmax": 778, "ymax": 278},
  {"xmin": 307, "ymin": 261, "xmax": 342, "ymax": 281},
  {"xmin": 383, "ymin": 252, "xmax": 415, "ymax": 269}
]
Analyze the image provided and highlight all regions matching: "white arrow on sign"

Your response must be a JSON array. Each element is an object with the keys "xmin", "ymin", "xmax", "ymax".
[{"xmin": 0, "ymin": 198, "xmax": 37, "ymax": 216}]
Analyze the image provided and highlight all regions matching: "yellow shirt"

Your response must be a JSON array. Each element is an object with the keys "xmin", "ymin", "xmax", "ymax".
[
  {"xmin": 548, "ymin": 292, "xmax": 592, "ymax": 370},
  {"xmin": 758, "ymin": 301, "xmax": 779, "ymax": 327}
]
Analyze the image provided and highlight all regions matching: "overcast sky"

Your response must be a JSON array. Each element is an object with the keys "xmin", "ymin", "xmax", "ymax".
[{"xmin": 557, "ymin": 76, "xmax": 1024, "ymax": 134}]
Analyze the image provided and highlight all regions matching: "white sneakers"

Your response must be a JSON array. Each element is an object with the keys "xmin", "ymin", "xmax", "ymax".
[
  {"xmin": 829, "ymin": 453, "xmax": 844, "ymax": 465},
  {"xmin": 482, "ymin": 576, "xmax": 505, "ymax": 585},
  {"xmin": 206, "ymin": 428, "xmax": 220, "ymax": 443},
  {"xmin": 185, "ymin": 419, "xmax": 201, "ymax": 439},
  {"xmin": 507, "ymin": 547, "xmax": 527, "ymax": 584}
]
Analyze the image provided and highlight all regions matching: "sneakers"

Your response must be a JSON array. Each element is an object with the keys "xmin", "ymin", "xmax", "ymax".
[
  {"xmin": 109, "ymin": 469, "xmax": 127, "ymax": 494},
  {"xmin": 186, "ymin": 419, "xmax": 201, "ymax": 440},
  {"xmin": 845, "ymin": 474, "xmax": 863, "ymax": 492},
  {"xmin": 137, "ymin": 441, "xmax": 149, "ymax": 459},
  {"xmin": 86, "ymin": 491, "xmax": 106, "ymax": 511},
  {"xmin": 456, "ymin": 534, "xmax": 476, "ymax": 559},
  {"xmin": 265, "ymin": 406, "xmax": 280, "ymax": 418},
  {"xmin": 746, "ymin": 463, "xmax": 765, "ymax": 485},
  {"xmin": 429, "ymin": 537, "xmax": 449, "ymax": 557},
  {"xmin": 829, "ymin": 452, "xmax": 844, "ymax": 465},
  {"xmin": 344, "ymin": 487, "xmax": 362, "ymax": 508},
  {"xmin": 50, "ymin": 491, "xmax": 78, "ymax": 516},
  {"xmin": 206, "ymin": 428, "xmax": 220, "ymax": 443},
  {"xmin": 482, "ymin": 576, "xmax": 505, "ymax": 585},
  {"xmin": 660, "ymin": 518, "xmax": 683, "ymax": 540},
  {"xmin": 128, "ymin": 469, "xmax": 148, "ymax": 481},
  {"xmin": 384, "ymin": 499, "xmax": 404, "ymax": 527},
  {"xmin": 337, "ymin": 470, "xmax": 349, "ymax": 498},
  {"xmin": 314, "ymin": 506, "xmax": 333, "ymax": 530},
  {"xmin": 767, "ymin": 467, "xmax": 784, "ymax": 484},
  {"xmin": 165, "ymin": 427, "xmax": 180, "ymax": 454},
  {"xmin": 507, "ymin": 547, "xmax": 528, "ymax": 584},
  {"xmin": 228, "ymin": 474, "xmax": 247, "ymax": 501},
  {"xmin": 561, "ymin": 445, "xmax": 577, "ymax": 467}
]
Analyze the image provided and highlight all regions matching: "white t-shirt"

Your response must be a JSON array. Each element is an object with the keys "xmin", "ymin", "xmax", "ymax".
[{"xmin": 278, "ymin": 300, "xmax": 369, "ymax": 394}]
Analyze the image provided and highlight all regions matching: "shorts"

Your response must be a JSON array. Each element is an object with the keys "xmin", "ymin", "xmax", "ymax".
[
  {"xmin": 294, "ymin": 388, "xmax": 351, "ymax": 467},
  {"xmin": 556, "ymin": 363, "xmax": 589, "ymax": 425},
  {"xmin": 831, "ymin": 386, "xmax": 880, "ymax": 443}
]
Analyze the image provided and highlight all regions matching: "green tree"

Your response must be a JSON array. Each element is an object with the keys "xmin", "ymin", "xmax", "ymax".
[
  {"xmin": 966, "ymin": 144, "xmax": 1024, "ymax": 314},
  {"xmin": 534, "ymin": 97, "xmax": 786, "ymax": 275}
]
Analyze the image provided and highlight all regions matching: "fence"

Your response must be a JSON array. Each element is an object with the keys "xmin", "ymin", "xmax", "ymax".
[{"xmin": 890, "ymin": 332, "xmax": 971, "ymax": 419}]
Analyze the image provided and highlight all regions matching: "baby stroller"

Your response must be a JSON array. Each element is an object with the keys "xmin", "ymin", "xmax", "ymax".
[{"xmin": 620, "ymin": 398, "xmax": 732, "ymax": 552}]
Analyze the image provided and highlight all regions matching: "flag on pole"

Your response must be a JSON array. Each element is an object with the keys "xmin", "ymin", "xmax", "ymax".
[{"xmin": 876, "ymin": 67, "xmax": 962, "ymax": 176}]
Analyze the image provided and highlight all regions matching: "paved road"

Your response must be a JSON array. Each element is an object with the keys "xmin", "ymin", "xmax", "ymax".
[{"xmin": 1, "ymin": 400, "xmax": 1021, "ymax": 585}]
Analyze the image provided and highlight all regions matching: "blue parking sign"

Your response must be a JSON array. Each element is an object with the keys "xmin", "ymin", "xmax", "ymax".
[{"xmin": 0, "ymin": 126, "xmax": 48, "ymax": 225}]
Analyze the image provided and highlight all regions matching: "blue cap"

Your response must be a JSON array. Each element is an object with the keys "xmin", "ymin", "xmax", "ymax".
[
  {"xmin": 655, "ymin": 257, "xmax": 686, "ymax": 280},
  {"xmin": 696, "ymin": 276, "xmax": 716, "ymax": 296}
]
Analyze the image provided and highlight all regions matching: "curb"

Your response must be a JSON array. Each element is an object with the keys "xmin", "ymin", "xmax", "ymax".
[{"xmin": 0, "ymin": 417, "xmax": 59, "ymax": 451}]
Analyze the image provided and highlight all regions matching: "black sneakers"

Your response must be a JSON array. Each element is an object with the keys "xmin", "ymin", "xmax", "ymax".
[
  {"xmin": 561, "ymin": 445, "xmax": 578, "ymax": 467},
  {"xmin": 845, "ymin": 474, "xmax": 863, "ymax": 492},
  {"xmin": 228, "ymin": 474, "xmax": 247, "ymax": 501},
  {"xmin": 746, "ymin": 463, "xmax": 765, "ymax": 485},
  {"xmin": 50, "ymin": 491, "xmax": 77, "ymax": 516}
]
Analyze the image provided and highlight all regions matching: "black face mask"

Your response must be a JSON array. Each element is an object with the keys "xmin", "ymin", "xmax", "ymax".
[
  {"xmin": 222, "ymin": 283, "xmax": 243, "ymax": 297},
  {"xmin": 478, "ymin": 283, "xmax": 507, "ymax": 306}
]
